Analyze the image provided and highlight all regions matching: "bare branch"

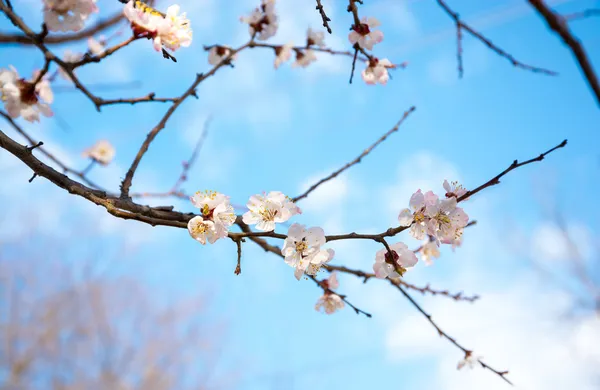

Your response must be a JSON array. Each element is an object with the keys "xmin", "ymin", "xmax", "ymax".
[
  {"xmin": 527, "ymin": 0, "xmax": 600, "ymax": 106},
  {"xmin": 563, "ymin": 8, "xmax": 600, "ymax": 22},
  {"xmin": 293, "ymin": 106, "xmax": 416, "ymax": 202},
  {"xmin": 436, "ymin": 0, "xmax": 557, "ymax": 77},
  {"xmin": 394, "ymin": 284, "xmax": 512, "ymax": 384},
  {"xmin": 315, "ymin": 0, "xmax": 332, "ymax": 34}
]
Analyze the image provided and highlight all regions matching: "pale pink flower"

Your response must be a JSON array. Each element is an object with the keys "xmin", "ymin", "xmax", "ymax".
[
  {"xmin": 187, "ymin": 216, "xmax": 218, "ymax": 245},
  {"xmin": 306, "ymin": 27, "xmax": 325, "ymax": 47},
  {"xmin": 82, "ymin": 140, "xmax": 115, "ymax": 166},
  {"xmin": 457, "ymin": 352, "xmax": 483, "ymax": 370},
  {"xmin": 274, "ymin": 42, "xmax": 293, "ymax": 69},
  {"xmin": 292, "ymin": 49, "xmax": 317, "ymax": 68},
  {"xmin": 373, "ymin": 242, "xmax": 418, "ymax": 279},
  {"xmin": 348, "ymin": 16, "xmax": 383, "ymax": 50},
  {"xmin": 362, "ymin": 58, "xmax": 395, "ymax": 85},
  {"xmin": 208, "ymin": 46, "xmax": 236, "ymax": 65},
  {"xmin": 240, "ymin": 0, "xmax": 278, "ymax": 41},
  {"xmin": 43, "ymin": 0, "xmax": 98, "ymax": 32},
  {"xmin": 420, "ymin": 241, "xmax": 440, "ymax": 266},
  {"xmin": 398, "ymin": 190, "xmax": 438, "ymax": 240},
  {"xmin": 0, "ymin": 66, "xmax": 53, "ymax": 122},
  {"xmin": 315, "ymin": 293, "xmax": 344, "ymax": 314},
  {"xmin": 443, "ymin": 179, "xmax": 468, "ymax": 199},
  {"xmin": 242, "ymin": 191, "xmax": 300, "ymax": 232},
  {"xmin": 282, "ymin": 223, "xmax": 334, "ymax": 280}
]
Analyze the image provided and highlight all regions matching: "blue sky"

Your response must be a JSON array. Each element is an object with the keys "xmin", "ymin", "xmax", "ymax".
[{"xmin": 1, "ymin": 0, "xmax": 600, "ymax": 389}]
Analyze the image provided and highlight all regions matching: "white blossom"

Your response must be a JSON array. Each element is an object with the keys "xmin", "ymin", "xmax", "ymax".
[
  {"xmin": 242, "ymin": 191, "xmax": 300, "ymax": 232},
  {"xmin": 362, "ymin": 58, "xmax": 395, "ymax": 85},
  {"xmin": 292, "ymin": 49, "xmax": 317, "ymax": 68},
  {"xmin": 457, "ymin": 352, "xmax": 483, "ymax": 370},
  {"xmin": 207, "ymin": 46, "xmax": 236, "ymax": 65},
  {"xmin": 426, "ymin": 196, "xmax": 469, "ymax": 245},
  {"xmin": 398, "ymin": 190, "xmax": 437, "ymax": 240},
  {"xmin": 58, "ymin": 50, "xmax": 83, "ymax": 80},
  {"xmin": 188, "ymin": 191, "xmax": 235, "ymax": 241},
  {"xmin": 0, "ymin": 66, "xmax": 53, "ymax": 123},
  {"xmin": 420, "ymin": 241, "xmax": 440, "ymax": 266},
  {"xmin": 43, "ymin": 0, "xmax": 98, "ymax": 32},
  {"xmin": 348, "ymin": 16, "xmax": 383, "ymax": 50},
  {"xmin": 274, "ymin": 42, "xmax": 293, "ymax": 69},
  {"xmin": 187, "ymin": 216, "xmax": 218, "ymax": 245},
  {"xmin": 282, "ymin": 223, "xmax": 334, "ymax": 280},
  {"xmin": 315, "ymin": 293, "xmax": 344, "ymax": 314},
  {"xmin": 82, "ymin": 140, "xmax": 115, "ymax": 166},
  {"xmin": 443, "ymin": 179, "xmax": 468, "ymax": 199},
  {"xmin": 123, "ymin": 1, "xmax": 192, "ymax": 54},
  {"xmin": 373, "ymin": 242, "xmax": 418, "ymax": 279},
  {"xmin": 87, "ymin": 36, "xmax": 106, "ymax": 56},
  {"xmin": 240, "ymin": 0, "xmax": 278, "ymax": 41},
  {"xmin": 306, "ymin": 28, "xmax": 325, "ymax": 47}
]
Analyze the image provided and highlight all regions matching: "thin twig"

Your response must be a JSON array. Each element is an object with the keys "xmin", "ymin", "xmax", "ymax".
[
  {"xmin": 315, "ymin": 0, "xmax": 332, "ymax": 34},
  {"xmin": 436, "ymin": 0, "xmax": 557, "ymax": 77},
  {"xmin": 527, "ymin": 0, "xmax": 600, "ymax": 106},
  {"xmin": 293, "ymin": 106, "xmax": 416, "ymax": 202},
  {"xmin": 563, "ymin": 8, "xmax": 600, "ymax": 21},
  {"xmin": 394, "ymin": 284, "xmax": 512, "ymax": 384}
]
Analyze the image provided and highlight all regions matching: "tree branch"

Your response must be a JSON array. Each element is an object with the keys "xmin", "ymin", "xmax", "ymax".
[{"xmin": 527, "ymin": 0, "xmax": 600, "ymax": 106}]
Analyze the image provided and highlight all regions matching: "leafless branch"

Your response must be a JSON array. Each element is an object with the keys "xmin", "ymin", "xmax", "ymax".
[
  {"xmin": 527, "ymin": 0, "xmax": 600, "ymax": 106},
  {"xmin": 293, "ymin": 106, "xmax": 416, "ymax": 202}
]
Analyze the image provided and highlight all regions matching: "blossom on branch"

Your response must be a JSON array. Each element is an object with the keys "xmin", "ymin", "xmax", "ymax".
[
  {"xmin": 274, "ymin": 42, "xmax": 293, "ymax": 69},
  {"xmin": 292, "ymin": 49, "xmax": 317, "ymax": 68},
  {"xmin": 58, "ymin": 50, "xmax": 84, "ymax": 80},
  {"xmin": 242, "ymin": 191, "xmax": 300, "ymax": 232},
  {"xmin": 0, "ymin": 66, "xmax": 53, "ymax": 123},
  {"xmin": 187, "ymin": 216, "xmax": 218, "ymax": 245},
  {"xmin": 190, "ymin": 190, "xmax": 235, "ymax": 239},
  {"xmin": 207, "ymin": 46, "xmax": 236, "ymax": 65},
  {"xmin": 241, "ymin": 0, "xmax": 278, "ymax": 41},
  {"xmin": 348, "ymin": 16, "xmax": 383, "ymax": 51},
  {"xmin": 43, "ymin": 0, "xmax": 98, "ymax": 32},
  {"xmin": 362, "ymin": 57, "xmax": 395, "ymax": 85},
  {"xmin": 87, "ymin": 36, "xmax": 106, "ymax": 56},
  {"xmin": 443, "ymin": 179, "xmax": 468, "ymax": 199},
  {"xmin": 457, "ymin": 351, "xmax": 483, "ymax": 370},
  {"xmin": 282, "ymin": 223, "xmax": 334, "ymax": 280},
  {"xmin": 373, "ymin": 242, "xmax": 418, "ymax": 279},
  {"xmin": 306, "ymin": 28, "xmax": 325, "ymax": 47},
  {"xmin": 315, "ymin": 272, "xmax": 344, "ymax": 314},
  {"xmin": 420, "ymin": 241, "xmax": 440, "ymax": 266},
  {"xmin": 427, "ymin": 196, "xmax": 469, "ymax": 246},
  {"xmin": 123, "ymin": 1, "xmax": 192, "ymax": 56},
  {"xmin": 398, "ymin": 189, "xmax": 437, "ymax": 240},
  {"xmin": 82, "ymin": 140, "xmax": 115, "ymax": 166}
]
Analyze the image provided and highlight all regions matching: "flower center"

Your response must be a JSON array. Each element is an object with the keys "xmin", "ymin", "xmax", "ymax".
[
  {"xmin": 16, "ymin": 80, "xmax": 38, "ymax": 105},
  {"xmin": 295, "ymin": 241, "xmax": 308, "ymax": 253},
  {"xmin": 192, "ymin": 222, "xmax": 208, "ymax": 235},
  {"xmin": 259, "ymin": 207, "xmax": 278, "ymax": 222},
  {"xmin": 353, "ymin": 23, "xmax": 371, "ymax": 36}
]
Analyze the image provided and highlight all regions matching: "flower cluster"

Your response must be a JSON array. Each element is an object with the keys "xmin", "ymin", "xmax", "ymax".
[
  {"xmin": 43, "ymin": 0, "xmax": 98, "ymax": 32},
  {"xmin": 82, "ymin": 140, "xmax": 115, "ymax": 166},
  {"xmin": 242, "ymin": 191, "xmax": 301, "ymax": 232},
  {"xmin": 123, "ymin": 1, "xmax": 192, "ymax": 55},
  {"xmin": 187, "ymin": 191, "xmax": 236, "ymax": 244},
  {"xmin": 398, "ymin": 183, "xmax": 469, "ymax": 246},
  {"xmin": 0, "ymin": 66, "xmax": 53, "ymax": 122},
  {"xmin": 282, "ymin": 223, "xmax": 335, "ymax": 280},
  {"xmin": 315, "ymin": 272, "xmax": 345, "ymax": 314},
  {"xmin": 241, "ymin": 0, "xmax": 278, "ymax": 41}
]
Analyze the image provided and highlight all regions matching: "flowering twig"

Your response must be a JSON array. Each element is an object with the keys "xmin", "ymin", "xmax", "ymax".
[
  {"xmin": 394, "ymin": 284, "xmax": 512, "ymax": 384},
  {"xmin": 527, "ymin": 0, "xmax": 600, "ymax": 106},
  {"xmin": 325, "ymin": 264, "xmax": 480, "ymax": 302},
  {"xmin": 436, "ymin": 0, "xmax": 557, "ymax": 77},
  {"xmin": 293, "ymin": 106, "xmax": 416, "ymax": 202}
]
